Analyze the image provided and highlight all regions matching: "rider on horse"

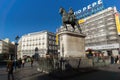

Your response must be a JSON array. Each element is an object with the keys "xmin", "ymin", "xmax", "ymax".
[
  {"xmin": 59, "ymin": 7, "xmax": 82, "ymax": 33},
  {"xmin": 68, "ymin": 8, "xmax": 76, "ymax": 22}
]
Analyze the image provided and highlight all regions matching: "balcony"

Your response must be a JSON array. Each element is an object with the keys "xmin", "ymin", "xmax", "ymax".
[
  {"xmin": 108, "ymin": 27, "xmax": 116, "ymax": 30},
  {"xmin": 109, "ymin": 36, "xmax": 117, "ymax": 40},
  {"xmin": 108, "ymin": 32, "xmax": 116, "ymax": 35},
  {"xmin": 106, "ymin": 22, "xmax": 115, "ymax": 25}
]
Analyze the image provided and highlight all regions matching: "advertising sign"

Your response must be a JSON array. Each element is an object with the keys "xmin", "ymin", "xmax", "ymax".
[
  {"xmin": 78, "ymin": 19, "xmax": 85, "ymax": 24},
  {"xmin": 56, "ymin": 34, "xmax": 58, "ymax": 45},
  {"xmin": 115, "ymin": 13, "xmax": 120, "ymax": 35},
  {"xmin": 85, "ymin": 43, "xmax": 119, "ymax": 50},
  {"xmin": 74, "ymin": 0, "xmax": 104, "ymax": 19}
]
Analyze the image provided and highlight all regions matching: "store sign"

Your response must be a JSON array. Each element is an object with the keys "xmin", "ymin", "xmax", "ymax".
[
  {"xmin": 85, "ymin": 43, "xmax": 119, "ymax": 50},
  {"xmin": 74, "ymin": 0, "xmax": 104, "ymax": 19}
]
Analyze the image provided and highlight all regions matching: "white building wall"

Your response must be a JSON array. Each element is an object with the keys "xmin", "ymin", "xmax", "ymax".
[
  {"xmin": 18, "ymin": 31, "xmax": 57, "ymax": 58},
  {"xmin": 80, "ymin": 7, "xmax": 120, "ymax": 56},
  {"xmin": 0, "ymin": 41, "xmax": 2, "ymax": 53}
]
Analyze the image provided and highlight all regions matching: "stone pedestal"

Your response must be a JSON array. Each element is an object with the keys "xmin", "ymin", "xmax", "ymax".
[{"xmin": 58, "ymin": 31, "xmax": 86, "ymax": 57}]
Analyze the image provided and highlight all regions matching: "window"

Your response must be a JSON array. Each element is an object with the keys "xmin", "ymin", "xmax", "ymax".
[
  {"xmin": 49, "ymin": 46, "xmax": 51, "ymax": 49},
  {"xmin": 49, "ymin": 41, "xmax": 51, "ymax": 44},
  {"xmin": 42, "ymin": 37, "xmax": 44, "ymax": 40},
  {"xmin": 39, "ymin": 37, "xmax": 41, "ymax": 40},
  {"xmin": 39, "ymin": 43, "xmax": 41, "ymax": 45},
  {"xmin": 49, "ymin": 36, "xmax": 51, "ymax": 39}
]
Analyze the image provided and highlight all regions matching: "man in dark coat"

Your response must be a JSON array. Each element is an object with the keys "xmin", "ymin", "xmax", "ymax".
[{"xmin": 7, "ymin": 59, "xmax": 14, "ymax": 80}]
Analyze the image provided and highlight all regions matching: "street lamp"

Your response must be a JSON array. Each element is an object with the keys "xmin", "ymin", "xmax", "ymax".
[
  {"xmin": 14, "ymin": 35, "xmax": 20, "ymax": 70},
  {"xmin": 35, "ymin": 47, "xmax": 39, "ymax": 61},
  {"xmin": 15, "ymin": 35, "xmax": 20, "ymax": 60}
]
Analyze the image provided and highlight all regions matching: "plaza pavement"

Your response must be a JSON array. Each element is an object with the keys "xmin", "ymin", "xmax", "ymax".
[
  {"xmin": 0, "ymin": 66, "xmax": 8, "ymax": 80},
  {"xmin": 27, "ymin": 63, "xmax": 120, "ymax": 80},
  {"xmin": 1, "ymin": 62, "xmax": 120, "ymax": 80},
  {"xmin": 0, "ymin": 62, "xmax": 46, "ymax": 80}
]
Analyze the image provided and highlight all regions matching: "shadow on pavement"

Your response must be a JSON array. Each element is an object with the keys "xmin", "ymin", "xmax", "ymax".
[
  {"xmin": 29, "ymin": 67, "xmax": 98, "ymax": 80},
  {"xmin": 29, "ymin": 67, "xmax": 120, "ymax": 80}
]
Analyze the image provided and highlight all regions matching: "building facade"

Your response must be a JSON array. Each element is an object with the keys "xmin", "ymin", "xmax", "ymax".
[
  {"xmin": 79, "ymin": 7, "xmax": 120, "ymax": 56},
  {"xmin": 0, "ymin": 38, "xmax": 15, "ymax": 59},
  {"xmin": 17, "ymin": 31, "xmax": 57, "ymax": 58}
]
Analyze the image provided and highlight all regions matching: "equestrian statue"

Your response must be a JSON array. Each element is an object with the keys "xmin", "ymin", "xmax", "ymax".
[{"xmin": 59, "ymin": 7, "xmax": 82, "ymax": 33}]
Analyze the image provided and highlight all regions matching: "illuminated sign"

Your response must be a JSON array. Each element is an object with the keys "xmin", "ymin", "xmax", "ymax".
[
  {"xmin": 115, "ymin": 13, "xmax": 120, "ymax": 35},
  {"xmin": 74, "ymin": 0, "xmax": 104, "ymax": 19}
]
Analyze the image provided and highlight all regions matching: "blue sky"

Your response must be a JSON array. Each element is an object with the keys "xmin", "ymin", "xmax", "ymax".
[{"xmin": 0, "ymin": 0, "xmax": 120, "ymax": 41}]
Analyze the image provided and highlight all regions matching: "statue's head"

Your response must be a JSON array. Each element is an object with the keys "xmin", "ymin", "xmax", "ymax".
[
  {"xmin": 59, "ymin": 7, "xmax": 65, "ymax": 14},
  {"xmin": 69, "ymin": 7, "xmax": 73, "ymax": 10},
  {"xmin": 69, "ymin": 7, "xmax": 74, "ymax": 14}
]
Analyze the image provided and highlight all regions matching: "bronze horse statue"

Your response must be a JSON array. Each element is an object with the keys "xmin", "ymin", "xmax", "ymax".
[{"xmin": 59, "ymin": 7, "xmax": 81, "ymax": 32}]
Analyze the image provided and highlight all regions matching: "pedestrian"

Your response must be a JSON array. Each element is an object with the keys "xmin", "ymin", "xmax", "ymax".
[
  {"xmin": 31, "ymin": 58, "xmax": 33, "ymax": 67},
  {"xmin": 22, "ymin": 59, "xmax": 25, "ymax": 68},
  {"xmin": 6, "ymin": 59, "xmax": 14, "ymax": 80},
  {"xmin": 115, "ymin": 55, "xmax": 119, "ymax": 64},
  {"xmin": 13, "ymin": 59, "xmax": 17, "ymax": 70},
  {"xmin": 77, "ymin": 58, "xmax": 81, "ymax": 68},
  {"xmin": 18, "ymin": 58, "xmax": 22, "ymax": 68},
  {"xmin": 111, "ymin": 55, "xmax": 114, "ymax": 64}
]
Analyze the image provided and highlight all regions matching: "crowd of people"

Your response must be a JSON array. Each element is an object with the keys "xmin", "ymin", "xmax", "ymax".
[
  {"xmin": 111, "ymin": 55, "xmax": 119, "ymax": 64},
  {"xmin": 86, "ymin": 49, "xmax": 120, "ymax": 64},
  {"xmin": 6, "ymin": 57, "xmax": 34, "ymax": 80},
  {"xmin": 15, "ymin": 57, "xmax": 34, "ymax": 68}
]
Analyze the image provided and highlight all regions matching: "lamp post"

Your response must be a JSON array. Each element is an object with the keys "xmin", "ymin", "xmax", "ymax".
[
  {"xmin": 15, "ymin": 35, "xmax": 20, "ymax": 60},
  {"xmin": 14, "ymin": 35, "xmax": 20, "ymax": 70},
  {"xmin": 35, "ymin": 47, "xmax": 38, "ymax": 61}
]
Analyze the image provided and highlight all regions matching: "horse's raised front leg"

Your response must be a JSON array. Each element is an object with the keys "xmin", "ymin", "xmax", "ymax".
[
  {"xmin": 71, "ymin": 24, "xmax": 75, "ymax": 32},
  {"xmin": 75, "ymin": 21, "xmax": 82, "ymax": 33},
  {"xmin": 63, "ymin": 23, "xmax": 68, "ymax": 31}
]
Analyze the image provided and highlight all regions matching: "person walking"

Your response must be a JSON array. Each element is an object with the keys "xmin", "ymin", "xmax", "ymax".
[
  {"xmin": 111, "ymin": 55, "xmax": 114, "ymax": 64},
  {"xmin": 13, "ymin": 59, "xmax": 17, "ymax": 71},
  {"xmin": 7, "ymin": 59, "xmax": 14, "ymax": 80},
  {"xmin": 31, "ymin": 58, "xmax": 33, "ymax": 67},
  {"xmin": 18, "ymin": 58, "xmax": 22, "ymax": 68},
  {"xmin": 22, "ymin": 59, "xmax": 25, "ymax": 68},
  {"xmin": 115, "ymin": 55, "xmax": 119, "ymax": 64}
]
